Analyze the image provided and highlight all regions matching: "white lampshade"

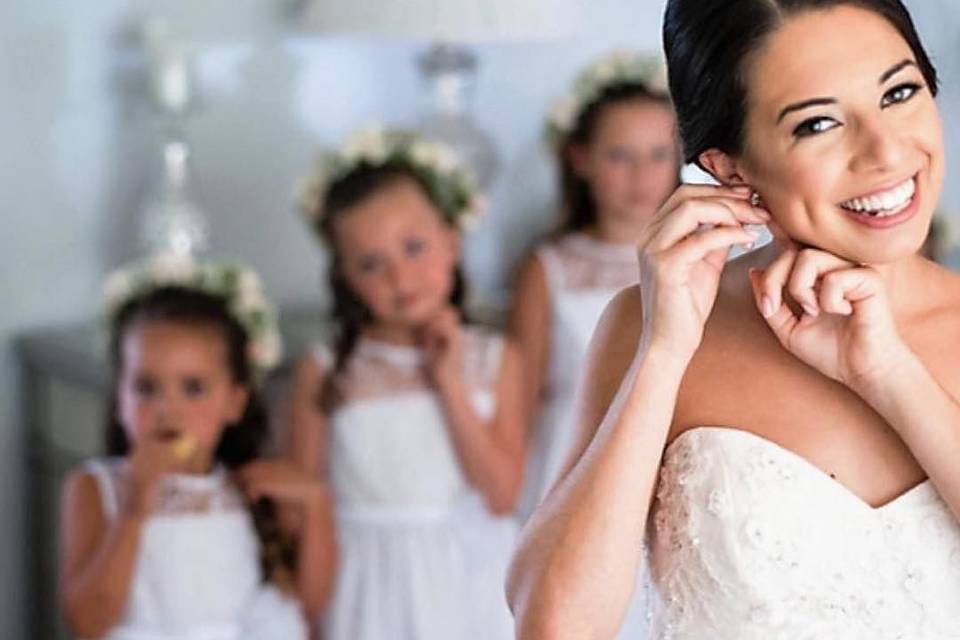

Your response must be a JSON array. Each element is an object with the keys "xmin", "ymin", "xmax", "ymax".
[
  {"xmin": 301, "ymin": 0, "xmax": 582, "ymax": 43},
  {"xmin": 130, "ymin": 0, "xmax": 293, "ymax": 43}
]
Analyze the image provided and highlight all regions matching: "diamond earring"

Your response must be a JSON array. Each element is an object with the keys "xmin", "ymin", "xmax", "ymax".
[{"xmin": 749, "ymin": 190, "xmax": 762, "ymax": 207}]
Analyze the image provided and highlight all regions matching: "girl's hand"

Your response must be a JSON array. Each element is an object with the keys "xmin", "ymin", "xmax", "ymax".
[
  {"xmin": 748, "ymin": 231, "xmax": 911, "ymax": 391},
  {"xmin": 418, "ymin": 306, "xmax": 465, "ymax": 390},
  {"xmin": 639, "ymin": 184, "xmax": 770, "ymax": 363},
  {"xmin": 234, "ymin": 460, "xmax": 327, "ymax": 509},
  {"xmin": 125, "ymin": 430, "xmax": 184, "ymax": 515}
]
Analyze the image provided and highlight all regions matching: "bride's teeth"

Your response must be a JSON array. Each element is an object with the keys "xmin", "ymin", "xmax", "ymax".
[{"xmin": 840, "ymin": 178, "xmax": 915, "ymax": 217}]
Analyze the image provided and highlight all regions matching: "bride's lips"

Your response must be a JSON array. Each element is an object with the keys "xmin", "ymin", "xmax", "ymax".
[{"xmin": 838, "ymin": 174, "xmax": 920, "ymax": 230}]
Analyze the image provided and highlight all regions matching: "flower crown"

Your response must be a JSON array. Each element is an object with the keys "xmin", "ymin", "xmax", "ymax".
[
  {"xmin": 102, "ymin": 253, "xmax": 283, "ymax": 377},
  {"xmin": 545, "ymin": 50, "xmax": 670, "ymax": 149},
  {"xmin": 296, "ymin": 125, "xmax": 486, "ymax": 233}
]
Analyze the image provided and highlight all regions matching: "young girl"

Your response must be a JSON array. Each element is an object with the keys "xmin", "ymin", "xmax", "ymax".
[
  {"xmin": 59, "ymin": 256, "xmax": 333, "ymax": 639},
  {"xmin": 511, "ymin": 51, "xmax": 680, "ymax": 521},
  {"xmin": 292, "ymin": 127, "xmax": 524, "ymax": 639}
]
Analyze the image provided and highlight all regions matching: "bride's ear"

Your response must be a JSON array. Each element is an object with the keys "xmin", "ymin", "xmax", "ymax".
[{"xmin": 698, "ymin": 148, "xmax": 748, "ymax": 188}]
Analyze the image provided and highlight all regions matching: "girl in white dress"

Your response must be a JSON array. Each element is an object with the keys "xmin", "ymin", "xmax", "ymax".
[
  {"xmin": 292, "ymin": 128, "xmax": 524, "ymax": 640},
  {"xmin": 59, "ymin": 257, "xmax": 330, "ymax": 640},
  {"xmin": 509, "ymin": 1, "xmax": 960, "ymax": 638},
  {"xmin": 512, "ymin": 51, "xmax": 680, "ymax": 522},
  {"xmin": 510, "ymin": 52, "xmax": 680, "ymax": 640}
]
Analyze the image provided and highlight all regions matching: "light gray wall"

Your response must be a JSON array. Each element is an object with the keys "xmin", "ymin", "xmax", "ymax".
[
  {"xmin": 2, "ymin": 0, "xmax": 958, "ymax": 635},
  {"xmin": 1, "ymin": 0, "xmax": 664, "ymax": 634}
]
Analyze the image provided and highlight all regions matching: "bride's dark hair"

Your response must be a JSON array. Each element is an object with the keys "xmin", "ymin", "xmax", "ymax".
[{"xmin": 663, "ymin": 0, "xmax": 938, "ymax": 167}]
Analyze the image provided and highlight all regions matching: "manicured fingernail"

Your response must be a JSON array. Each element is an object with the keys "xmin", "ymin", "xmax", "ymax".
[
  {"xmin": 802, "ymin": 303, "xmax": 819, "ymax": 317},
  {"xmin": 762, "ymin": 295, "xmax": 775, "ymax": 318}
]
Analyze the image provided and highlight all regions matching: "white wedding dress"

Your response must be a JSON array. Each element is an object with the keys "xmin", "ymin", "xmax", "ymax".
[{"xmin": 648, "ymin": 427, "xmax": 960, "ymax": 639}]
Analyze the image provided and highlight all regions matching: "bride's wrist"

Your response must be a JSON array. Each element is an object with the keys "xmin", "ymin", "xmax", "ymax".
[
  {"xmin": 639, "ymin": 336, "xmax": 695, "ymax": 379},
  {"xmin": 848, "ymin": 345, "xmax": 923, "ymax": 413}
]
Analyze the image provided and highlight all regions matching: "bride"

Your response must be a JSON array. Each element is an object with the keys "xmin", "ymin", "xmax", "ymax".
[{"xmin": 507, "ymin": 0, "xmax": 960, "ymax": 638}]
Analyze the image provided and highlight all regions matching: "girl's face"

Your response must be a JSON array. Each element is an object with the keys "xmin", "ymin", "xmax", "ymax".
[
  {"xmin": 733, "ymin": 4, "xmax": 943, "ymax": 265},
  {"xmin": 334, "ymin": 178, "xmax": 460, "ymax": 329},
  {"xmin": 571, "ymin": 99, "xmax": 679, "ymax": 229},
  {"xmin": 118, "ymin": 321, "xmax": 249, "ymax": 464}
]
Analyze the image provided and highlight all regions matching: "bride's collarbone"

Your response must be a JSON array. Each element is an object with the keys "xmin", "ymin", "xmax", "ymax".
[{"xmin": 671, "ymin": 315, "xmax": 926, "ymax": 510}]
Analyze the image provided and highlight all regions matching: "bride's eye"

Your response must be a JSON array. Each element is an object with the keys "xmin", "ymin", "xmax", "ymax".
[
  {"xmin": 793, "ymin": 116, "xmax": 840, "ymax": 138},
  {"xmin": 881, "ymin": 82, "xmax": 922, "ymax": 108}
]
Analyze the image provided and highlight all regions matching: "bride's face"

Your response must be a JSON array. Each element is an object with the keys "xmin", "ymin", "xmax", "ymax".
[{"xmin": 737, "ymin": 4, "xmax": 943, "ymax": 265}]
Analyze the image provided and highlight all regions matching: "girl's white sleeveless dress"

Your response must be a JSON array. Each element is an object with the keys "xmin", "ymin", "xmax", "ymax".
[
  {"xmin": 518, "ymin": 232, "xmax": 640, "ymax": 519},
  {"xmin": 516, "ymin": 232, "xmax": 650, "ymax": 639},
  {"xmin": 316, "ymin": 327, "xmax": 516, "ymax": 640},
  {"xmin": 83, "ymin": 458, "xmax": 307, "ymax": 640}
]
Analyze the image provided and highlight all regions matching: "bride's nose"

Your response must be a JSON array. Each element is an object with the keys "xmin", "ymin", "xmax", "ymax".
[{"xmin": 849, "ymin": 115, "xmax": 906, "ymax": 174}]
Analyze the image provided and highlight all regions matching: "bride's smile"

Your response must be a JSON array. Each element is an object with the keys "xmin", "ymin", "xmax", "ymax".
[{"xmin": 731, "ymin": 5, "xmax": 942, "ymax": 264}]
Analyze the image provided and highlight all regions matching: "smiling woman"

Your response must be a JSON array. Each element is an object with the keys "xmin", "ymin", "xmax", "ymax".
[
  {"xmin": 506, "ymin": 1, "xmax": 960, "ymax": 639},
  {"xmin": 711, "ymin": 5, "xmax": 944, "ymax": 265}
]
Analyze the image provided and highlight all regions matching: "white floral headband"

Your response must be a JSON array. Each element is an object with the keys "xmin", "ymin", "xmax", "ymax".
[
  {"xmin": 102, "ymin": 253, "xmax": 283, "ymax": 377},
  {"xmin": 545, "ymin": 50, "xmax": 670, "ymax": 149},
  {"xmin": 296, "ymin": 124, "xmax": 487, "ymax": 233}
]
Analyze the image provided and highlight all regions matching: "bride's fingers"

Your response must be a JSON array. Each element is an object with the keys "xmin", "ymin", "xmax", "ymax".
[
  {"xmin": 818, "ymin": 271, "xmax": 856, "ymax": 315},
  {"xmin": 664, "ymin": 225, "xmax": 761, "ymax": 268},
  {"xmin": 749, "ymin": 270, "xmax": 802, "ymax": 344},
  {"xmin": 786, "ymin": 250, "xmax": 855, "ymax": 317},
  {"xmin": 657, "ymin": 183, "xmax": 752, "ymax": 215},
  {"xmin": 753, "ymin": 246, "xmax": 798, "ymax": 317},
  {"xmin": 651, "ymin": 198, "xmax": 769, "ymax": 252},
  {"xmin": 817, "ymin": 268, "xmax": 883, "ymax": 316}
]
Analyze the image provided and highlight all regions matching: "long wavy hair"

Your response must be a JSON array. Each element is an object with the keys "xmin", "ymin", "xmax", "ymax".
[
  {"xmin": 312, "ymin": 165, "xmax": 468, "ymax": 409},
  {"xmin": 106, "ymin": 286, "xmax": 295, "ymax": 589},
  {"xmin": 557, "ymin": 82, "xmax": 679, "ymax": 234}
]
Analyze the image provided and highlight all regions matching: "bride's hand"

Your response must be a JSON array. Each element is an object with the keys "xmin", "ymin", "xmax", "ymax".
[
  {"xmin": 639, "ymin": 184, "xmax": 770, "ymax": 363},
  {"xmin": 748, "ymin": 229, "xmax": 911, "ymax": 391}
]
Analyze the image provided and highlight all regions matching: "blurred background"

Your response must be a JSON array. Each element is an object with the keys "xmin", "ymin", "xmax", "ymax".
[{"xmin": 2, "ymin": 0, "xmax": 959, "ymax": 636}]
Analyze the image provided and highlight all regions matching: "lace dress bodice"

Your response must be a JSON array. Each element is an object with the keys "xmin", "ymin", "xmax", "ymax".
[
  {"xmin": 83, "ymin": 459, "xmax": 305, "ymax": 640},
  {"xmin": 318, "ymin": 328, "xmax": 502, "ymax": 510},
  {"xmin": 519, "ymin": 232, "xmax": 639, "ymax": 518},
  {"xmin": 649, "ymin": 427, "xmax": 960, "ymax": 640},
  {"xmin": 537, "ymin": 232, "xmax": 638, "ymax": 401}
]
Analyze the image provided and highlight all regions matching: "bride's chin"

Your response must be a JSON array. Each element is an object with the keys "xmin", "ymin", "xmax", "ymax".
[{"xmin": 833, "ymin": 238, "xmax": 927, "ymax": 266}]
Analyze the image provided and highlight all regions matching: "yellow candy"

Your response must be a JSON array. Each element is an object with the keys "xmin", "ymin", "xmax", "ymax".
[{"xmin": 171, "ymin": 434, "xmax": 198, "ymax": 461}]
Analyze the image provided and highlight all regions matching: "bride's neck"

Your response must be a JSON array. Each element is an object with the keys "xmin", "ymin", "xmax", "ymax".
[{"xmin": 871, "ymin": 254, "xmax": 941, "ymax": 319}]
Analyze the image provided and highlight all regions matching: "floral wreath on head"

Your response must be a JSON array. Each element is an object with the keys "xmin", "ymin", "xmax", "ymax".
[
  {"xmin": 545, "ymin": 50, "xmax": 670, "ymax": 150},
  {"xmin": 295, "ymin": 124, "xmax": 487, "ymax": 234},
  {"xmin": 102, "ymin": 252, "xmax": 283, "ymax": 378}
]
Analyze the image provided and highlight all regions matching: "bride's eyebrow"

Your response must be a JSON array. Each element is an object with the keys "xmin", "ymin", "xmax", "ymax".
[
  {"xmin": 775, "ymin": 59, "xmax": 918, "ymax": 125},
  {"xmin": 777, "ymin": 97, "xmax": 835, "ymax": 124},
  {"xmin": 879, "ymin": 59, "xmax": 916, "ymax": 84}
]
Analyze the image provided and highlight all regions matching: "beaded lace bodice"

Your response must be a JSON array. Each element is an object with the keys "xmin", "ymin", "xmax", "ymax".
[{"xmin": 648, "ymin": 427, "xmax": 960, "ymax": 640}]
